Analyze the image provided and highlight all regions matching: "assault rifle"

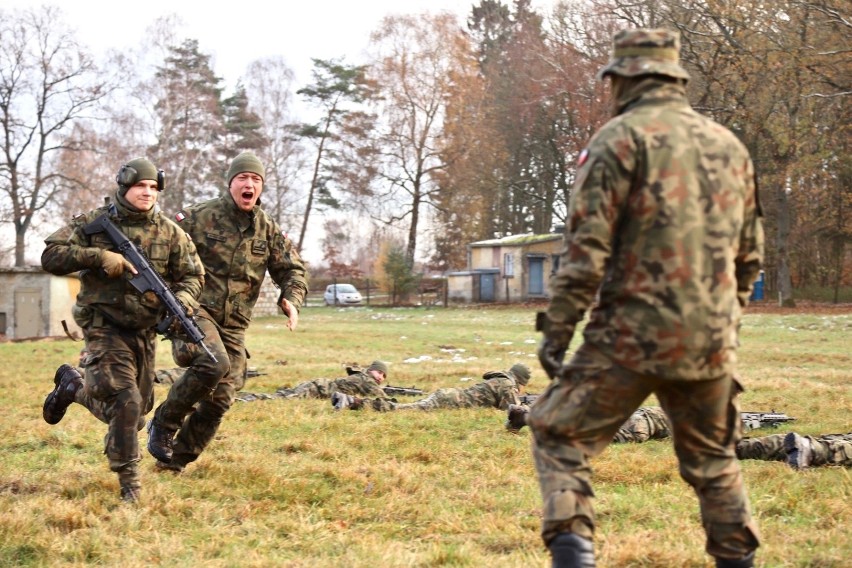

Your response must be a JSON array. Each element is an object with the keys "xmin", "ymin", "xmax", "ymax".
[
  {"xmin": 382, "ymin": 385, "xmax": 425, "ymax": 397},
  {"xmin": 84, "ymin": 205, "xmax": 217, "ymax": 362},
  {"xmin": 740, "ymin": 411, "xmax": 796, "ymax": 431},
  {"xmin": 519, "ymin": 393, "xmax": 540, "ymax": 406}
]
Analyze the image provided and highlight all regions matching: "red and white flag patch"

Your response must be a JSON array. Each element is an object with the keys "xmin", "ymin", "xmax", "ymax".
[{"xmin": 577, "ymin": 149, "xmax": 589, "ymax": 167}]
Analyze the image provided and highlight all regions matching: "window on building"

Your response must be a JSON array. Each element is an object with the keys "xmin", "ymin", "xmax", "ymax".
[{"xmin": 504, "ymin": 253, "xmax": 514, "ymax": 277}]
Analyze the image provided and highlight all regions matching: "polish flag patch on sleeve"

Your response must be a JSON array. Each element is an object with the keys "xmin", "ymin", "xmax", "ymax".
[
  {"xmin": 175, "ymin": 211, "xmax": 187, "ymax": 222},
  {"xmin": 577, "ymin": 149, "xmax": 590, "ymax": 167}
]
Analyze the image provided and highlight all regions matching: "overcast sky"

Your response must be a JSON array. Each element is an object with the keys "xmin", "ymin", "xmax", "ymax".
[
  {"xmin": 7, "ymin": 0, "xmax": 553, "ymax": 91},
  {"xmin": 4, "ymin": 1, "xmax": 556, "ymax": 265}
]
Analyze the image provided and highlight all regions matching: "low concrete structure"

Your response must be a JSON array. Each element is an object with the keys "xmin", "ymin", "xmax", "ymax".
[
  {"xmin": 0, "ymin": 267, "xmax": 82, "ymax": 339},
  {"xmin": 447, "ymin": 232, "xmax": 562, "ymax": 303}
]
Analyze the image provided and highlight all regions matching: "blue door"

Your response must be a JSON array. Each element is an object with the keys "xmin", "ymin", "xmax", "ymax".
[
  {"xmin": 528, "ymin": 257, "xmax": 545, "ymax": 296},
  {"xmin": 480, "ymin": 273, "xmax": 495, "ymax": 302}
]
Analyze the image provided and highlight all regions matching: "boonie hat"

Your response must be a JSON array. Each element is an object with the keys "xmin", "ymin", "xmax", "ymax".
[{"xmin": 598, "ymin": 28, "xmax": 690, "ymax": 82}]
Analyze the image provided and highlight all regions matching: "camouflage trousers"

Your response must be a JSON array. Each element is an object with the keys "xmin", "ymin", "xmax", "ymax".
[
  {"xmin": 527, "ymin": 343, "xmax": 760, "ymax": 559},
  {"xmin": 612, "ymin": 406, "xmax": 672, "ymax": 443},
  {"xmin": 155, "ymin": 319, "xmax": 243, "ymax": 468},
  {"xmin": 275, "ymin": 378, "xmax": 332, "ymax": 399},
  {"xmin": 737, "ymin": 433, "xmax": 852, "ymax": 465},
  {"xmin": 76, "ymin": 325, "xmax": 157, "ymax": 489},
  {"xmin": 388, "ymin": 388, "xmax": 486, "ymax": 411},
  {"xmin": 153, "ymin": 313, "xmax": 230, "ymax": 431}
]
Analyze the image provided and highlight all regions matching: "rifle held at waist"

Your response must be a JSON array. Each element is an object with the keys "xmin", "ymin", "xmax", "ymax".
[{"xmin": 83, "ymin": 205, "xmax": 217, "ymax": 362}]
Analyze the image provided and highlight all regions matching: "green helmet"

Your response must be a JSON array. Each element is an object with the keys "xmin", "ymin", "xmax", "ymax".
[{"xmin": 509, "ymin": 363, "xmax": 531, "ymax": 386}]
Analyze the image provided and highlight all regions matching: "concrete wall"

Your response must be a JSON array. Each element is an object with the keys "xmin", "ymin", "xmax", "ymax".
[
  {"xmin": 0, "ymin": 268, "xmax": 81, "ymax": 339},
  {"xmin": 447, "ymin": 272, "xmax": 475, "ymax": 303}
]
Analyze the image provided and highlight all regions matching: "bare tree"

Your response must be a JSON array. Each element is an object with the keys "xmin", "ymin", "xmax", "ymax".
[
  {"xmin": 0, "ymin": 5, "xmax": 116, "ymax": 266},
  {"xmin": 366, "ymin": 12, "xmax": 476, "ymax": 262},
  {"xmin": 244, "ymin": 56, "xmax": 306, "ymax": 233}
]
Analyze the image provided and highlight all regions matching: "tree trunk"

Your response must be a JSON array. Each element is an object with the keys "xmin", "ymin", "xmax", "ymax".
[
  {"xmin": 775, "ymin": 184, "xmax": 796, "ymax": 307},
  {"xmin": 298, "ymin": 124, "xmax": 330, "ymax": 253},
  {"xmin": 15, "ymin": 227, "xmax": 26, "ymax": 267}
]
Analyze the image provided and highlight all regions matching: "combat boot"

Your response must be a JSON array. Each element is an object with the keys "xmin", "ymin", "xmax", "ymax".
[
  {"xmin": 146, "ymin": 419, "xmax": 175, "ymax": 463},
  {"xmin": 715, "ymin": 551, "xmax": 755, "ymax": 568},
  {"xmin": 155, "ymin": 460, "xmax": 185, "ymax": 474},
  {"xmin": 549, "ymin": 533, "xmax": 595, "ymax": 568},
  {"xmin": 119, "ymin": 484, "xmax": 141, "ymax": 503},
  {"xmin": 43, "ymin": 364, "xmax": 84, "ymax": 425},
  {"xmin": 505, "ymin": 404, "xmax": 529, "ymax": 433},
  {"xmin": 784, "ymin": 432, "xmax": 813, "ymax": 469}
]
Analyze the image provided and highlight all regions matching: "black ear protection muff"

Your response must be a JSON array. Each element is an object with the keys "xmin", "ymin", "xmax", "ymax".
[
  {"xmin": 116, "ymin": 165, "xmax": 165, "ymax": 191},
  {"xmin": 116, "ymin": 165, "xmax": 137, "ymax": 187}
]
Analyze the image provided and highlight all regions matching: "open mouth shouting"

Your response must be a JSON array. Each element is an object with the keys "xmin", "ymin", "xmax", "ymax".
[{"xmin": 229, "ymin": 172, "xmax": 263, "ymax": 211}]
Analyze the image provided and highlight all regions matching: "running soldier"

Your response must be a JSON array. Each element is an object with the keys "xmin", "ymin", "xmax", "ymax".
[
  {"xmin": 41, "ymin": 158, "xmax": 204, "ymax": 502},
  {"xmin": 147, "ymin": 151, "xmax": 308, "ymax": 473}
]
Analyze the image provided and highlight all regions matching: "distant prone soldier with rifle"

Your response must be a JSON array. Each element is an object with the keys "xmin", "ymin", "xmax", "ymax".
[
  {"xmin": 507, "ymin": 403, "xmax": 850, "ymax": 469},
  {"xmin": 332, "ymin": 363, "xmax": 532, "ymax": 412},
  {"xmin": 234, "ymin": 361, "xmax": 392, "ymax": 402},
  {"xmin": 40, "ymin": 157, "xmax": 207, "ymax": 503}
]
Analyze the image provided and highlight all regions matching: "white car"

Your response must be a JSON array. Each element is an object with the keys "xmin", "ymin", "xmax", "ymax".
[{"xmin": 324, "ymin": 283, "xmax": 363, "ymax": 306}]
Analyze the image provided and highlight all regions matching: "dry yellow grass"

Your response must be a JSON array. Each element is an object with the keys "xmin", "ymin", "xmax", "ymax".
[{"xmin": 1, "ymin": 306, "xmax": 849, "ymax": 567}]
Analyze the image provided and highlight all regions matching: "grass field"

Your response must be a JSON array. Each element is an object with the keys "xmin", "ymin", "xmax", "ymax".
[{"xmin": 1, "ymin": 305, "xmax": 850, "ymax": 567}]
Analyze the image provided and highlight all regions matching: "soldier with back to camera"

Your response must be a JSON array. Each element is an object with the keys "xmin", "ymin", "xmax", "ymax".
[{"xmin": 529, "ymin": 29, "xmax": 764, "ymax": 568}]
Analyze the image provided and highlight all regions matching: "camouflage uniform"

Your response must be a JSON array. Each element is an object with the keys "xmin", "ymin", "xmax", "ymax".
[
  {"xmin": 611, "ymin": 406, "xmax": 671, "ymax": 443},
  {"xmin": 154, "ymin": 367, "xmax": 184, "ymax": 385},
  {"xmin": 272, "ymin": 371, "xmax": 386, "ymax": 400},
  {"xmin": 737, "ymin": 433, "xmax": 852, "ymax": 466},
  {"xmin": 235, "ymin": 362, "xmax": 389, "ymax": 402},
  {"xmin": 152, "ymin": 191, "xmax": 307, "ymax": 470},
  {"xmin": 529, "ymin": 29, "xmax": 764, "ymax": 563},
  {"xmin": 41, "ymin": 188, "xmax": 204, "ymax": 496},
  {"xmin": 366, "ymin": 368, "xmax": 526, "ymax": 412}
]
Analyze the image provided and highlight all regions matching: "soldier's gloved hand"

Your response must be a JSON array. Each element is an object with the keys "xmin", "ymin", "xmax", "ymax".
[
  {"xmin": 175, "ymin": 292, "xmax": 196, "ymax": 317},
  {"xmin": 100, "ymin": 250, "xmax": 136, "ymax": 278},
  {"xmin": 536, "ymin": 312, "xmax": 574, "ymax": 380}
]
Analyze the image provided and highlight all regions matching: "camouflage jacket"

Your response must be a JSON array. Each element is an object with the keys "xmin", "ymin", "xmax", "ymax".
[
  {"xmin": 304, "ymin": 371, "xmax": 387, "ymax": 399},
  {"xmin": 547, "ymin": 79, "xmax": 764, "ymax": 380},
  {"xmin": 42, "ymin": 198, "xmax": 204, "ymax": 331},
  {"xmin": 176, "ymin": 195, "xmax": 308, "ymax": 329},
  {"xmin": 459, "ymin": 370, "xmax": 522, "ymax": 410}
]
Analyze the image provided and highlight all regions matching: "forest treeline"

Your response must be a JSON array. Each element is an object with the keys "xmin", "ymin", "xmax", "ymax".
[{"xmin": 1, "ymin": 1, "xmax": 849, "ymax": 304}]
